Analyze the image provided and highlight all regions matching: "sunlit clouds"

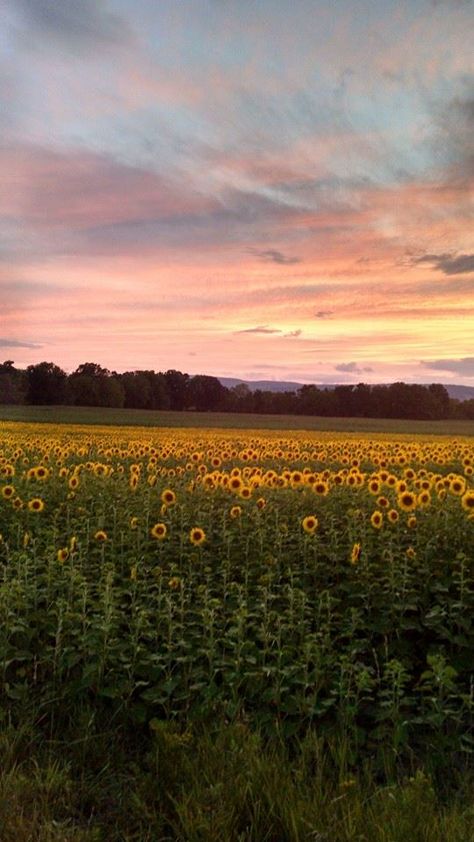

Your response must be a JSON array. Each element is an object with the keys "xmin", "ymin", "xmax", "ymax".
[{"xmin": 2, "ymin": 0, "xmax": 473, "ymax": 383}]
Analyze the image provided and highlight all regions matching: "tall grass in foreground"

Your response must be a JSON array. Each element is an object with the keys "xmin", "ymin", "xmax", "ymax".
[{"xmin": 1, "ymin": 714, "xmax": 474, "ymax": 842}]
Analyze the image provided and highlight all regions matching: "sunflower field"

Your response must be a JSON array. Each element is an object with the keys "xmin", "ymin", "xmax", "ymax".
[{"xmin": 1, "ymin": 420, "xmax": 473, "ymax": 772}]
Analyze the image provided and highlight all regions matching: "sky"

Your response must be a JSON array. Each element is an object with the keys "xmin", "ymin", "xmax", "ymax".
[{"xmin": 1, "ymin": 0, "xmax": 473, "ymax": 385}]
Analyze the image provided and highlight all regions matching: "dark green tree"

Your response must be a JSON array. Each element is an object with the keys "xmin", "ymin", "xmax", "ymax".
[{"xmin": 26, "ymin": 362, "xmax": 68, "ymax": 405}]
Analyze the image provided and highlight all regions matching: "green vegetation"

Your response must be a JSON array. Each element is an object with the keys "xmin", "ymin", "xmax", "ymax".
[
  {"xmin": 1, "ymin": 424, "xmax": 473, "ymax": 839},
  {"xmin": 2, "ymin": 402, "xmax": 474, "ymax": 435},
  {"xmin": 3, "ymin": 358, "xmax": 474, "ymax": 421}
]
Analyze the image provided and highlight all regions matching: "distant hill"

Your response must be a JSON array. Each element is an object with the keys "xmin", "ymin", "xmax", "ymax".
[{"xmin": 218, "ymin": 378, "xmax": 474, "ymax": 401}]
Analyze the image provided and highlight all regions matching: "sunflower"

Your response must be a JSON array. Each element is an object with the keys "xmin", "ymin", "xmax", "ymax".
[
  {"xmin": 370, "ymin": 510, "xmax": 383, "ymax": 529},
  {"xmin": 449, "ymin": 477, "xmax": 466, "ymax": 496},
  {"xmin": 189, "ymin": 527, "xmax": 206, "ymax": 546},
  {"xmin": 376, "ymin": 495, "xmax": 389, "ymax": 509},
  {"xmin": 150, "ymin": 522, "xmax": 167, "ymax": 540},
  {"xmin": 12, "ymin": 496, "xmax": 23, "ymax": 509},
  {"xmin": 461, "ymin": 490, "xmax": 474, "ymax": 512},
  {"xmin": 314, "ymin": 480, "xmax": 329, "ymax": 496},
  {"xmin": 407, "ymin": 515, "xmax": 417, "ymax": 528},
  {"xmin": 168, "ymin": 577, "xmax": 181, "ymax": 589},
  {"xmin": 387, "ymin": 508, "xmax": 399, "ymax": 524},
  {"xmin": 229, "ymin": 476, "xmax": 243, "ymax": 493},
  {"xmin": 161, "ymin": 488, "xmax": 176, "ymax": 506},
  {"xmin": 229, "ymin": 505, "xmax": 242, "ymax": 519},
  {"xmin": 1, "ymin": 484, "xmax": 15, "ymax": 499},
  {"xmin": 34, "ymin": 466, "xmax": 50, "ymax": 481},
  {"xmin": 94, "ymin": 530, "xmax": 108, "ymax": 542},
  {"xmin": 368, "ymin": 478, "xmax": 381, "ymax": 495},
  {"xmin": 350, "ymin": 542, "xmax": 361, "ymax": 564},
  {"xmin": 302, "ymin": 515, "xmax": 319, "ymax": 535},
  {"xmin": 239, "ymin": 486, "xmax": 252, "ymax": 500},
  {"xmin": 397, "ymin": 491, "xmax": 417, "ymax": 512},
  {"xmin": 28, "ymin": 497, "xmax": 45, "ymax": 513},
  {"xmin": 406, "ymin": 547, "xmax": 417, "ymax": 560},
  {"xmin": 57, "ymin": 547, "xmax": 69, "ymax": 563},
  {"xmin": 129, "ymin": 516, "xmax": 139, "ymax": 530},
  {"xmin": 417, "ymin": 491, "xmax": 431, "ymax": 509},
  {"xmin": 68, "ymin": 474, "xmax": 80, "ymax": 490}
]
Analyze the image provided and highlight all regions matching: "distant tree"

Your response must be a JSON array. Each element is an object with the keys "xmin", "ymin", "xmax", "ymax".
[
  {"xmin": 188, "ymin": 375, "xmax": 227, "ymax": 411},
  {"xmin": 226, "ymin": 383, "xmax": 253, "ymax": 412},
  {"xmin": 120, "ymin": 371, "xmax": 153, "ymax": 409},
  {"xmin": 146, "ymin": 372, "xmax": 170, "ymax": 409},
  {"xmin": 297, "ymin": 384, "xmax": 332, "ymax": 415},
  {"xmin": 333, "ymin": 385, "xmax": 356, "ymax": 417},
  {"xmin": 428, "ymin": 383, "xmax": 451, "ymax": 419},
  {"xmin": 0, "ymin": 361, "xmax": 27, "ymax": 404},
  {"xmin": 69, "ymin": 362, "xmax": 124, "ymax": 407},
  {"xmin": 26, "ymin": 362, "xmax": 68, "ymax": 405},
  {"xmin": 163, "ymin": 370, "xmax": 189, "ymax": 410}
]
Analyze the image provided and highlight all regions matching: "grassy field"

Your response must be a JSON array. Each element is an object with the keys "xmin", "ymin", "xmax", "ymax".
[
  {"xmin": 1, "ymin": 422, "xmax": 474, "ymax": 839},
  {"xmin": 1, "ymin": 402, "xmax": 474, "ymax": 435}
]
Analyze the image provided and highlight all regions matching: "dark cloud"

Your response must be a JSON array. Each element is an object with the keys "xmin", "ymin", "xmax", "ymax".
[
  {"xmin": 415, "ymin": 252, "xmax": 474, "ymax": 275},
  {"xmin": 235, "ymin": 325, "xmax": 282, "ymax": 334},
  {"xmin": 433, "ymin": 91, "xmax": 474, "ymax": 183},
  {"xmin": 250, "ymin": 248, "xmax": 301, "ymax": 265},
  {"xmin": 0, "ymin": 338, "xmax": 42, "ymax": 349},
  {"xmin": 315, "ymin": 310, "xmax": 334, "ymax": 319},
  {"xmin": 422, "ymin": 357, "xmax": 474, "ymax": 376},
  {"xmin": 13, "ymin": 0, "xmax": 133, "ymax": 51},
  {"xmin": 335, "ymin": 362, "xmax": 374, "ymax": 373}
]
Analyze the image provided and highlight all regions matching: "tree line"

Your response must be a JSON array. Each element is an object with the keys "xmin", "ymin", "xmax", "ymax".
[{"xmin": 1, "ymin": 359, "xmax": 474, "ymax": 420}]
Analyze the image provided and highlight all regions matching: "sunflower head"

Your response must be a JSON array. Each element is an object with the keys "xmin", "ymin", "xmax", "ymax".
[
  {"xmin": 151, "ymin": 522, "xmax": 167, "ymax": 540},
  {"xmin": 189, "ymin": 527, "xmax": 206, "ymax": 546},
  {"xmin": 350, "ymin": 542, "xmax": 361, "ymax": 564},
  {"xmin": 370, "ymin": 510, "xmax": 383, "ymax": 529},
  {"xmin": 161, "ymin": 488, "xmax": 176, "ymax": 506},
  {"xmin": 302, "ymin": 515, "xmax": 318, "ymax": 535},
  {"xmin": 28, "ymin": 497, "xmax": 45, "ymax": 513}
]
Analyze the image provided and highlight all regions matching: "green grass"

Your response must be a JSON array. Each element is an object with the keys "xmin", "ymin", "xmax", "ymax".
[
  {"xmin": 1, "ymin": 715, "xmax": 473, "ymax": 841},
  {"xmin": 1, "ymin": 403, "xmax": 474, "ymax": 435}
]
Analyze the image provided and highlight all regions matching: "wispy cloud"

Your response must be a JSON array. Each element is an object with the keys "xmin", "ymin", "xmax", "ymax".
[
  {"xmin": 315, "ymin": 310, "xmax": 334, "ymax": 319},
  {"xmin": 335, "ymin": 362, "xmax": 374, "ymax": 373},
  {"xmin": 235, "ymin": 325, "xmax": 282, "ymax": 335},
  {"xmin": 13, "ymin": 0, "xmax": 134, "ymax": 51},
  {"xmin": 250, "ymin": 248, "xmax": 301, "ymax": 265},
  {"xmin": 0, "ymin": 338, "xmax": 43, "ymax": 349},
  {"xmin": 422, "ymin": 357, "xmax": 474, "ymax": 376},
  {"xmin": 415, "ymin": 253, "xmax": 474, "ymax": 275}
]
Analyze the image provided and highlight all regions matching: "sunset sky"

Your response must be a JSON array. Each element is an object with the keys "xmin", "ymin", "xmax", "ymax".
[{"xmin": 2, "ymin": 0, "xmax": 473, "ymax": 384}]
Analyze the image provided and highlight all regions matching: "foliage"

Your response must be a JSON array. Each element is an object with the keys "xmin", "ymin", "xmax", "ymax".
[
  {"xmin": 3, "ymin": 358, "xmax": 474, "ymax": 419},
  {"xmin": 1, "ymin": 422, "xmax": 474, "ymax": 836}
]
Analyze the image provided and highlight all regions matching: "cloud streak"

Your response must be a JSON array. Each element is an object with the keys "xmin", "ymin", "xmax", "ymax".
[
  {"xmin": 250, "ymin": 248, "xmax": 301, "ymax": 265},
  {"xmin": 422, "ymin": 357, "xmax": 474, "ymax": 376},
  {"xmin": 235, "ymin": 326, "xmax": 282, "ymax": 335},
  {"xmin": 415, "ymin": 253, "xmax": 474, "ymax": 275},
  {"xmin": 0, "ymin": 338, "xmax": 42, "ymax": 349},
  {"xmin": 335, "ymin": 362, "xmax": 374, "ymax": 374}
]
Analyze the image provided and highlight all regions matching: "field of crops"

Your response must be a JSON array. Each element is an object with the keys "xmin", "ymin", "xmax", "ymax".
[{"xmin": 1, "ymin": 421, "xmax": 474, "ymax": 839}]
